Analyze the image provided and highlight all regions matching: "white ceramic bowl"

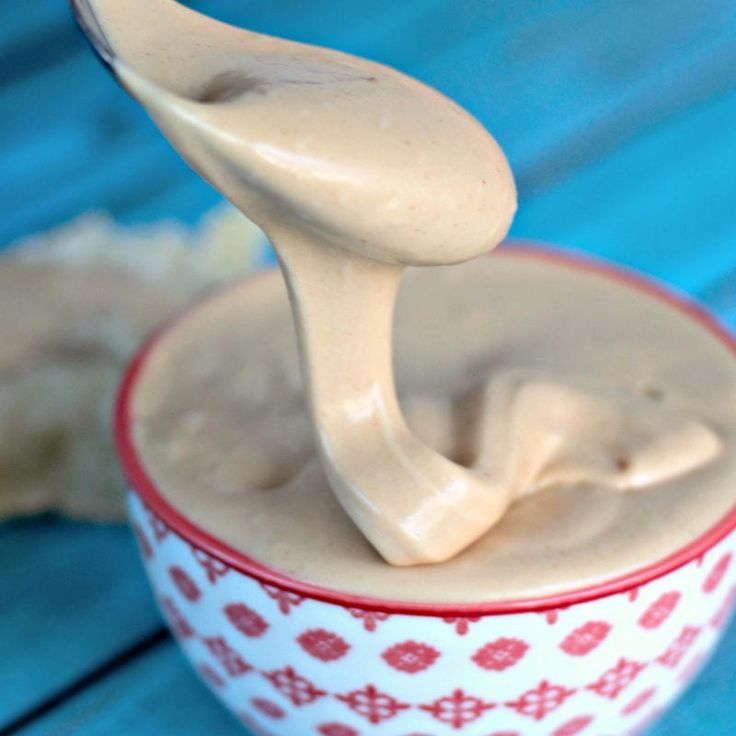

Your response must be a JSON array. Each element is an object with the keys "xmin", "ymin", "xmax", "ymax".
[{"xmin": 116, "ymin": 247, "xmax": 736, "ymax": 736}]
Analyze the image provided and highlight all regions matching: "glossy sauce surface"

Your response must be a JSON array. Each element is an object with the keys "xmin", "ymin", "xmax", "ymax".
[
  {"xmin": 132, "ymin": 255, "xmax": 736, "ymax": 602},
  {"xmin": 84, "ymin": 0, "xmax": 725, "ymax": 571}
]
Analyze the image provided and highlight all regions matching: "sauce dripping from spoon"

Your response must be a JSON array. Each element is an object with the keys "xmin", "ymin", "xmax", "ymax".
[{"xmin": 73, "ymin": 0, "xmax": 720, "ymax": 565}]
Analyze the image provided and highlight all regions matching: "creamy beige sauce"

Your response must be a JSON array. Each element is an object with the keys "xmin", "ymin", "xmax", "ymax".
[
  {"xmin": 80, "ymin": 0, "xmax": 726, "ymax": 573},
  {"xmin": 132, "ymin": 255, "xmax": 736, "ymax": 602}
]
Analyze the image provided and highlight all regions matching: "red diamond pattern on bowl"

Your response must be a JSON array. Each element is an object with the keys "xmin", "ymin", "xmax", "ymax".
[
  {"xmin": 587, "ymin": 658, "xmax": 646, "ymax": 699},
  {"xmin": 198, "ymin": 663, "xmax": 225, "ymax": 689},
  {"xmin": 638, "ymin": 591, "xmax": 680, "ymax": 629},
  {"xmin": 560, "ymin": 621, "xmax": 610, "ymax": 656},
  {"xmin": 552, "ymin": 714, "xmax": 594, "ymax": 735},
  {"xmin": 505, "ymin": 680, "xmax": 576, "ymax": 721},
  {"xmin": 348, "ymin": 609, "xmax": 391, "ymax": 632},
  {"xmin": 419, "ymin": 688, "xmax": 495, "ymax": 729},
  {"xmin": 656, "ymin": 626, "xmax": 700, "ymax": 668},
  {"xmin": 711, "ymin": 585, "xmax": 736, "ymax": 628},
  {"xmin": 224, "ymin": 602, "xmax": 269, "ymax": 638},
  {"xmin": 317, "ymin": 724, "xmax": 360, "ymax": 736},
  {"xmin": 381, "ymin": 641, "xmax": 439, "ymax": 674},
  {"xmin": 472, "ymin": 637, "xmax": 528, "ymax": 671},
  {"xmin": 703, "ymin": 552, "xmax": 732, "ymax": 593},
  {"xmin": 263, "ymin": 666, "xmax": 327, "ymax": 706},
  {"xmin": 298, "ymin": 629, "xmax": 351, "ymax": 662},
  {"xmin": 145, "ymin": 505, "xmax": 169, "ymax": 542},
  {"xmin": 125, "ymin": 486, "xmax": 736, "ymax": 735},
  {"xmin": 441, "ymin": 616, "xmax": 481, "ymax": 636},
  {"xmin": 191, "ymin": 546, "xmax": 229, "ymax": 584},
  {"xmin": 169, "ymin": 565, "xmax": 201, "ymax": 602},
  {"xmin": 251, "ymin": 697, "xmax": 285, "ymax": 719},
  {"xmin": 132, "ymin": 522, "xmax": 153, "ymax": 560},
  {"xmin": 203, "ymin": 635, "xmax": 252, "ymax": 676},
  {"xmin": 621, "ymin": 687, "xmax": 657, "ymax": 716},
  {"xmin": 261, "ymin": 583, "xmax": 305, "ymax": 614},
  {"xmin": 337, "ymin": 684, "xmax": 410, "ymax": 724},
  {"xmin": 160, "ymin": 596, "xmax": 194, "ymax": 639}
]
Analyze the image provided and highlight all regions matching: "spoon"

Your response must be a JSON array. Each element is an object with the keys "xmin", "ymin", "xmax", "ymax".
[{"xmin": 71, "ymin": 0, "xmax": 521, "ymax": 565}]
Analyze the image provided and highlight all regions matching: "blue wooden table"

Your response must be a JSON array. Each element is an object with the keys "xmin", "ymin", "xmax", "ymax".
[{"xmin": 2, "ymin": 1, "xmax": 736, "ymax": 734}]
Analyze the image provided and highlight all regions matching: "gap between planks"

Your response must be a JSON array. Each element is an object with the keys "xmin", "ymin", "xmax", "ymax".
[{"xmin": 0, "ymin": 629, "xmax": 170, "ymax": 736}]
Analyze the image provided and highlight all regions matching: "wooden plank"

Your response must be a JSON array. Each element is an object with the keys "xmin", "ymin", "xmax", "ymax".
[
  {"xmin": 3, "ymin": 0, "xmax": 735, "ymax": 243},
  {"xmin": 14, "ymin": 610, "xmax": 736, "ymax": 734},
  {"xmin": 512, "ymin": 85, "xmax": 736, "ymax": 298},
  {"xmin": 418, "ymin": 0, "xmax": 736, "ymax": 195},
  {"xmin": 16, "ymin": 642, "xmax": 242, "ymax": 736},
  {"xmin": 2, "ymin": 0, "xmax": 735, "ymax": 730},
  {"xmin": 0, "ymin": 0, "xmax": 67, "ymax": 52},
  {"xmin": 0, "ymin": 518, "xmax": 163, "ymax": 727}
]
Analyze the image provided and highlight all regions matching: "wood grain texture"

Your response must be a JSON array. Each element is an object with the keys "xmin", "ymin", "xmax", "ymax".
[
  {"xmin": 14, "ymin": 607, "xmax": 736, "ymax": 735},
  {"xmin": 2, "ymin": 0, "xmax": 735, "ymax": 244},
  {"xmin": 1, "ymin": 0, "xmax": 736, "ymax": 733},
  {"xmin": 513, "ymin": 85, "xmax": 736, "ymax": 296},
  {"xmin": 0, "ymin": 518, "xmax": 162, "ymax": 727},
  {"xmin": 17, "ymin": 642, "xmax": 243, "ymax": 736}
]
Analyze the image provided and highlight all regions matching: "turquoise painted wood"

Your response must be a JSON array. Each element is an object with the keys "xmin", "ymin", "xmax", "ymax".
[
  {"xmin": 3, "ymin": 0, "xmax": 735, "ymax": 244},
  {"xmin": 0, "ymin": 517, "xmax": 162, "ymax": 726},
  {"xmin": 513, "ymin": 86, "xmax": 736, "ymax": 299},
  {"xmin": 17, "ymin": 613, "xmax": 736, "ymax": 736},
  {"xmin": 2, "ymin": 0, "xmax": 736, "ymax": 734},
  {"xmin": 419, "ymin": 0, "xmax": 736, "ymax": 194},
  {"xmin": 17, "ymin": 642, "xmax": 244, "ymax": 736}
]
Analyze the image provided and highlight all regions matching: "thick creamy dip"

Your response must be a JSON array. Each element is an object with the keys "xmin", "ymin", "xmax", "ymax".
[
  {"xmin": 81, "ymin": 0, "xmax": 524, "ymax": 564},
  {"xmin": 81, "ymin": 0, "xmax": 729, "ymax": 575},
  {"xmin": 131, "ymin": 254, "xmax": 736, "ymax": 602}
]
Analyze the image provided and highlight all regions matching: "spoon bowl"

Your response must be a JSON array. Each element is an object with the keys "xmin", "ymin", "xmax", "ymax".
[{"xmin": 68, "ymin": 0, "xmax": 516, "ymax": 266}]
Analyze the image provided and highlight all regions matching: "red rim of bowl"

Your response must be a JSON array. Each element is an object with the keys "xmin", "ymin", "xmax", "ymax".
[{"xmin": 115, "ymin": 241, "xmax": 736, "ymax": 616}]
